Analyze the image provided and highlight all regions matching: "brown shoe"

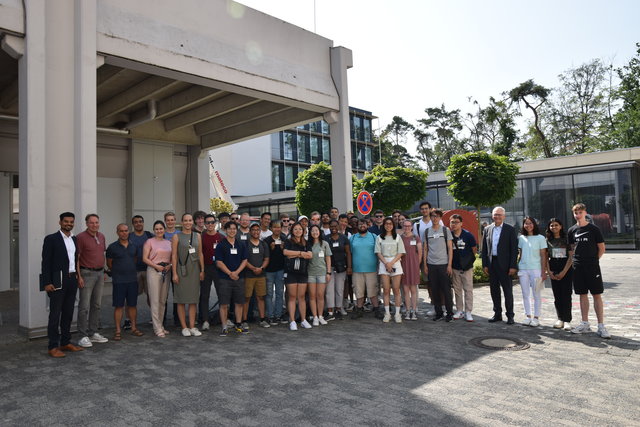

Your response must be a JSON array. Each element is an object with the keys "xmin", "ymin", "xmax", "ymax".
[
  {"xmin": 59, "ymin": 343, "xmax": 84, "ymax": 352},
  {"xmin": 48, "ymin": 348, "xmax": 66, "ymax": 358}
]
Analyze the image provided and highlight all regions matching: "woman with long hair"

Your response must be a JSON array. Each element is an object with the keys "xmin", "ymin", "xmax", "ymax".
[
  {"xmin": 143, "ymin": 220, "xmax": 172, "ymax": 337},
  {"xmin": 517, "ymin": 217, "xmax": 548, "ymax": 327},
  {"xmin": 307, "ymin": 225, "xmax": 332, "ymax": 326},
  {"xmin": 171, "ymin": 213, "xmax": 205, "ymax": 337},
  {"xmin": 283, "ymin": 221, "xmax": 313, "ymax": 330},
  {"xmin": 546, "ymin": 218, "xmax": 573, "ymax": 331},
  {"xmin": 375, "ymin": 217, "xmax": 406, "ymax": 323}
]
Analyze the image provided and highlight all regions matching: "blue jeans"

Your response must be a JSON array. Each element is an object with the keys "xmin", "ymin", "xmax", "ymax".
[{"xmin": 265, "ymin": 270, "xmax": 285, "ymax": 318}]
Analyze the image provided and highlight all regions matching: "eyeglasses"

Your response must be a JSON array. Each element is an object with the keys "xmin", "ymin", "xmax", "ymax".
[
  {"xmin": 205, "ymin": 221, "xmax": 216, "ymax": 225},
  {"xmin": 230, "ymin": 217, "xmax": 239, "ymax": 221},
  {"xmin": 449, "ymin": 220, "xmax": 461, "ymax": 224},
  {"xmin": 375, "ymin": 215, "xmax": 384, "ymax": 218}
]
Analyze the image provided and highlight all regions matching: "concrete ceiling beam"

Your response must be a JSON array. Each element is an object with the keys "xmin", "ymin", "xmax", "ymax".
[
  {"xmin": 163, "ymin": 93, "xmax": 257, "ymax": 131},
  {"xmin": 200, "ymin": 108, "xmax": 320, "ymax": 149},
  {"xmin": 97, "ymin": 75, "xmax": 179, "ymax": 119},
  {"xmin": 156, "ymin": 85, "xmax": 221, "ymax": 119},
  {"xmin": 194, "ymin": 101, "xmax": 289, "ymax": 136}
]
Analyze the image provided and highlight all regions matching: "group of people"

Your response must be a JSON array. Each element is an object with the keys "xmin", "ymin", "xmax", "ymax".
[{"xmin": 41, "ymin": 200, "xmax": 610, "ymax": 357}]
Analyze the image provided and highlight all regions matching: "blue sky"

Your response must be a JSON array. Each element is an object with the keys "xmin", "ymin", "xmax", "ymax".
[{"xmin": 238, "ymin": 0, "xmax": 639, "ymax": 140}]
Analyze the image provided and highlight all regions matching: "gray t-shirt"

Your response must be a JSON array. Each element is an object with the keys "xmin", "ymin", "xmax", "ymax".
[
  {"xmin": 246, "ymin": 239, "xmax": 270, "ymax": 278},
  {"xmin": 308, "ymin": 240, "xmax": 332, "ymax": 276},
  {"xmin": 425, "ymin": 226, "xmax": 452, "ymax": 265}
]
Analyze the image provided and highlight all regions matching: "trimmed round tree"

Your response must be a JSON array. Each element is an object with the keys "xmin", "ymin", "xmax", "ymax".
[
  {"xmin": 295, "ymin": 162, "xmax": 334, "ymax": 216},
  {"xmin": 445, "ymin": 151, "xmax": 519, "ymax": 248},
  {"xmin": 354, "ymin": 165, "xmax": 428, "ymax": 215},
  {"xmin": 209, "ymin": 197, "xmax": 234, "ymax": 215}
]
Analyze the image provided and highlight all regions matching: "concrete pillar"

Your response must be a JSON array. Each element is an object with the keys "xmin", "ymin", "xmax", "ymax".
[
  {"xmin": 185, "ymin": 145, "xmax": 211, "ymax": 213},
  {"xmin": 19, "ymin": 0, "xmax": 98, "ymax": 337},
  {"xmin": 328, "ymin": 46, "xmax": 353, "ymax": 213}
]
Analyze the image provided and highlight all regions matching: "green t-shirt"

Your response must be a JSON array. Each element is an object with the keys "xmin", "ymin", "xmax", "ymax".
[{"xmin": 308, "ymin": 240, "xmax": 332, "ymax": 276}]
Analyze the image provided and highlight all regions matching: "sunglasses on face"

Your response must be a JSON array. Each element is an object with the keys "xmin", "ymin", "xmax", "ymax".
[
  {"xmin": 375, "ymin": 215, "xmax": 384, "ymax": 218},
  {"xmin": 205, "ymin": 221, "xmax": 216, "ymax": 225}
]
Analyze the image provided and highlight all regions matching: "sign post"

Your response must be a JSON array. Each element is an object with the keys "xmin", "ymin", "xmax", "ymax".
[{"xmin": 357, "ymin": 190, "xmax": 373, "ymax": 216}]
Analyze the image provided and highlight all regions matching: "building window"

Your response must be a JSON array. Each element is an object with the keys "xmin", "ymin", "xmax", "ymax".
[
  {"xmin": 271, "ymin": 136, "xmax": 281, "ymax": 160},
  {"xmin": 310, "ymin": 136, "xmax": 320, "ymax": 163},
  {"xmin": 364, "ymin": 118, "xmax": 372, "ymax": 142},
  {"xmin": 322, "ymin": 137, "xmax": 330, "ymax": 163},
  {"xmin": 272, "ymin": 163, "xmax": 282, "ymax": 192},
  {"xmin": 365, "ymin": 146, "xmax": 372, "ymax": 170},
  {"xmin": 284, "ymin": 131, "xmax": 295, "ymax": 161},
  {"xmin": 309, "ymin": 121, "xmax": 320, "ymax": 133},
  {"xmin": 322, "ymin": 120, "xmax": 330, "ymax": 135},
  {"xmin": 284, "ymin": 165, "xmax": 294, "ymax": 190},
  {"xmin": 298, "ymin": 134, "xmax": 310, "ymax": 163}
]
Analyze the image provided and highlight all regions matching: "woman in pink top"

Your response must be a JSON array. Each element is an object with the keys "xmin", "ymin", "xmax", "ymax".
[
  {"xmin": 400, "ymin": 219, "xmax": 422, "ymax": 320},
  {"xmin": 143, "ymin": 220, "xmax": 173, "ymax": 337}
]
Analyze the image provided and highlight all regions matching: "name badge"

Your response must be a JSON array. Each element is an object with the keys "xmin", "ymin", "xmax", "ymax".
[
  {"xmin": 552, "ymin": 247, "xmax": 567, "ymax": 258},
  {"xmin": 410, "ymin": 240, "xmax": 417, "ymax": 246},
  {"xmin": 457, "ymin": 239, "xmax": 466, "ymax": 249},
  {"xmin": 240, "ymin": 235, "xmax": 247, "ymax": 240},
  {"xmin": 230, "ymin": 248, "xmax": 238, "ymax": 255},
  {"xmin": 332, "ymin": 242, "xmax": 339, "ymax": 247},
  {"xmin": 188, "ymin": 247, "xmax": 196, "ymax": 254},
  {"xmin": 433, "ymin": 234, "xmax": 440, "ymax": 239},
  {"xmin": 318, "ymin": 251, "xmax": 325, "ymax": 257},
  {"xmin": 213, "ymin": 243, "xmax": 217, "ymax": 249},
  {"xmin": 275, "ymin": 239, "xmax": 282, "ymax": 245},
  {"xmin": 252, "ymin": 247, "xmax": 260, "ymax": 254}
]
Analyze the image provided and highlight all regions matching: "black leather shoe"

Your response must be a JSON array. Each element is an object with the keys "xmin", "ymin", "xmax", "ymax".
[
  {"xmin": 488, "ymin": 315, "xmax": 503, "ymax": 323},
  {"xmin": 506, "ymin": 317, "xmax": 515, "ymax": 325}
]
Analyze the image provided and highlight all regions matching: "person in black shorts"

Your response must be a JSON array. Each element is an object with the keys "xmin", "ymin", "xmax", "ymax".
[
  {"xmin": 567, "ymin": 203, "xmax": 610, "ymax": 338},
  {"xmin": 283, "ymin": 222, "xmax": 313, "ymax": 331},
  {"xmin": 215, "ymin": 221, "xmax": 248, "ymax": 336}
]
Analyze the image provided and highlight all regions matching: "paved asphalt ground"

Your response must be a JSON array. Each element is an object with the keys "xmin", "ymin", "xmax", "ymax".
[{"xmin": 1, "ymin": 252, "xmax": 639, "ymax": 426}]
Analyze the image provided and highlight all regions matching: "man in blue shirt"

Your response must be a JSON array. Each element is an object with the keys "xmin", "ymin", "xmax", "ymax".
[
  {"xmin": 126, "ymin": 215, "xmax": 153, "ymax": 330},
  {"xmin": 215, "ymin": 221, "xmax": 249, "ymax": 335},
  {"xmin": 350, "ymin": 219, "xmax": 381, "ymax": 319},
  {"xmin": 368, "ymin": 209, "xmax": 385, "ymax": 235},
  {"xmin": 106, "ymin": 224, "xmax": 143, "ymax": 340}
]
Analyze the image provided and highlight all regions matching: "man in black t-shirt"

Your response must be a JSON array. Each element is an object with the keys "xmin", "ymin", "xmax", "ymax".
[{"xmin": 567, "ymin": 203, "xmax": 610, "ymax": 338}]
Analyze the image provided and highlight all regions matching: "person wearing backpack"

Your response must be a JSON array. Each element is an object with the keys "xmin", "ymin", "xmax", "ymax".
[{"xmin": 422, "ymin": 209, "xmax": 454, "ymax": 322}]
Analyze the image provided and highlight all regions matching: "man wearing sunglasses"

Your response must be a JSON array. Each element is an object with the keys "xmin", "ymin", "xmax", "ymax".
[{"xmin": 368, "ymin": 209, "xmax": 385, "ymax": 236}]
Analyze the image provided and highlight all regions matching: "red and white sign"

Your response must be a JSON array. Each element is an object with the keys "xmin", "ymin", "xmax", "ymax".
[{"xmin": 357, "ymin": 191, "xmax": 373, "ymax": 215}]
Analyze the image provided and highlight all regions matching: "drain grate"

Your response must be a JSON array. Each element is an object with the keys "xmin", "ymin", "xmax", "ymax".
[{"xmin": 469, "ymin": 336, "xmax": 530, "ymax": 351}]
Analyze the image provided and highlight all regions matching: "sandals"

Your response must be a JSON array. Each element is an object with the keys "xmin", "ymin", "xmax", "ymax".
[
  {"xmin": 113, "ymin": 331, "xmax": 122, "ymax": 341},
  {"xmin": 131, "ymin": 329, "xmax": 144, "ymax": 337}
]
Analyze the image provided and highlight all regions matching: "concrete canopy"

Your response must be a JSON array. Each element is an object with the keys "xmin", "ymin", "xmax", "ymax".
[{"xmin": 0, "ymin": 0, "xmax": 350, "ymax": 149}]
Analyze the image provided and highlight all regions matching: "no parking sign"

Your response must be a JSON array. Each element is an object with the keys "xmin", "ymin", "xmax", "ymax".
[{"xmin": 357, "ymin": 191, "xmax": 373, "ymax": 215}]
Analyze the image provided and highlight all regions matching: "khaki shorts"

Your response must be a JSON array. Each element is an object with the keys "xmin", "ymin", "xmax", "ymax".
[
  {"xmin": 136, "ymin": 270, "xmax": 148, "ymax": 295},
  {"xmin": 352, "ymin": 272, "xmax": 378, "ymax": 299},
  {"xmin": 245, "ymin": 276, "xmax": 267, "ymax": 298}
]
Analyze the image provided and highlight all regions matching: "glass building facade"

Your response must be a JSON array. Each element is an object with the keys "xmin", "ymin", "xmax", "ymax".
[
  {"xmin": 271, "ymin": 108, "xmax": 377, "ymax": 192},
  {"xmin": 421, "ymin": 162, "xmax": 640, "ymax": 248}
]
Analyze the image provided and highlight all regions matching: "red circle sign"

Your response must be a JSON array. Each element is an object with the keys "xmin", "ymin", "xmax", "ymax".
[{"xmin": 357, "ymin": 191, "xmax": 373, "ymax": 215}]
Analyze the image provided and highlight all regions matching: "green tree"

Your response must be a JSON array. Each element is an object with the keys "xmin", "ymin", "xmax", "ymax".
[
  {"xmin": 414, "ymin": 104, "xmax": 465, "ymax": 171},
  {"xmin": 446, "ymin": 152, "xmax": 520, "ymax": 248},
  {"xmin": 465, "ymin": 97, "xmax": 521, "ymax": 159},
  {"xmin": 353, "ymin": 165, "xmax": 428, "ymax": 214},
  {"xmin": 381, "ymin": 116, "xmax": 417, "ymax": 167},
  {"xmin": 295, "ymin": 162, "xmax": 334, "ymax": 215},
  {"xmin": 613, "ymin": 43, "xmax": 640, "ymax": 148},
  {"xmin": 509, "ymin": 80, "xmax": 553, "ymax": 157}
]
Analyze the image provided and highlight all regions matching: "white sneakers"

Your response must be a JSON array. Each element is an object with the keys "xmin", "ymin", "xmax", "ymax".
[
  {"xmin": 181, "ymin": 328, "xmax": 191, "ymax": 337},
  {"xmin": 339, "ymin": 307, "xmax": 348, "ymax": 316},
  {"xmin": 382, "ymin": 313, "xmax": 391, "ymax": 323},
  {"xmin": 571, "ymin": 321, "xmax": 591, "ymax": 334},
  {"xmin": 300, "ymin": 319, "xmax": 312, "ymax": 329},
  {"xmin": 201, "ymin": 321, "xmax": 210, "ymax": 331},
  {"xmin": 453, "ymin": 311, "xmax": 464, "ymax": 320},
  {"xmin": 189, "ymin": 328, "xmax": 202, "ymax": 337},
  {"xmin": 530, "ymin": 318, "xmax": 540, "ymax": 327},
  {"xmin": 465, "ymin": 312, "xmax": 474, "ymax": 322},
  {"xmin": 289, "ymin": 321, "xmax": 298, "ymax": 331},
  {"xmin": 318, "ymin": 316, "xmax": 328, "ymax": 325},
  {"xmin": 553, "ymin": 320, "xmax": 564, "ymax": 329},
  {"xmin": 563, "ymin": 322, "xmax": 572, "ymax": 331},
  {"xmin": 78, "ymin": 336, "xmax": 93, "ymax": 348},
  {"xmin": 394, "ymin": 313, "xmax": 402, "ymax": 323},
  {"xmin": 312, "ymin": 317, "xmax": 320, "ymax": 326},
  {"xmin": 522, "ymin": 317, "xmax": 532, "ymax": 326},
  {"xmin": 597, "ymin": 325, "xmax": 611, "ymax": 339},
  {"xmin": 90, "ymin": 333, "xmax": 108, "ymax": 343}
]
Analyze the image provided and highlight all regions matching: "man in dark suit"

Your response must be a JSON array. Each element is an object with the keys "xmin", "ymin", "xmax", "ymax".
[
  {"xmin": 41, "ymin": 212, "xmax": 85, "ymax": 357},
  {"xmin": 481, "ymin": 207, "xmax": 518, "ymax": 324}
]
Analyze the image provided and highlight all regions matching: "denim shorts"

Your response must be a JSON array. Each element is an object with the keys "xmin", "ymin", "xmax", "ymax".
[{"xmin": 307, "ymin": 274, "xmax": 327, "ymax": 284}]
